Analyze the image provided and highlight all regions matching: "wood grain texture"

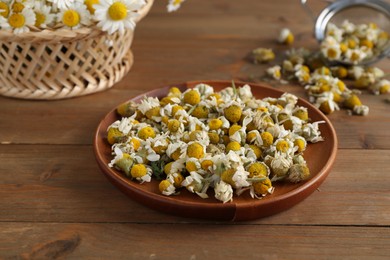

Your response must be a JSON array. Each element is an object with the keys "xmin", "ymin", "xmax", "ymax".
[
  {"xmin": 0, "ymin": 145, "xmax": 389, "ymax": 225},
  {"xmin": 1, "ymin": 0, "xmax": 389, "ymax": 258},
  {"xmin": 1, "ymin": 223, "xmax": 389, "ymax": 260}
]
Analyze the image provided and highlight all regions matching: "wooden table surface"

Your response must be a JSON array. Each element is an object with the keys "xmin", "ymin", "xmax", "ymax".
[{"xmin": 1, "ymin": 0, "xmax": 389, "ymax": 259}]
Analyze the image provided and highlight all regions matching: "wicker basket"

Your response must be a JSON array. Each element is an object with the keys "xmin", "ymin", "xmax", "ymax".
[{"xmin": 0, "ymin": 0, "xmax": 154, "ymax": 100}]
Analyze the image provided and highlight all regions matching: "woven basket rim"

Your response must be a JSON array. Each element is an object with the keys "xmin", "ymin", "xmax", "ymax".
[{"xmin": 0, "ymin": 0, "xmax": 154, "ymax": 43}]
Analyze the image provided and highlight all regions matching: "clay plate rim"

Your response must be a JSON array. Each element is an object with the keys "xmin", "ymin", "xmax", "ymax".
[{"xmin": 94, "ymin": 80, "xmax": 338, "ymax": 221}]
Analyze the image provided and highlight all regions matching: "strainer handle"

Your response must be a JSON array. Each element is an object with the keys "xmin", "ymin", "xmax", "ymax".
[{"xmin": 301, "ymin": 0, "xmax": 334, "ymax": 22}]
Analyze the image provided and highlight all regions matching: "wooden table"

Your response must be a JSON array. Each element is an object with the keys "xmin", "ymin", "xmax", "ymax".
[{"xmin": 1, "ymin": 1, "xmax": 389, "ymax": 259}]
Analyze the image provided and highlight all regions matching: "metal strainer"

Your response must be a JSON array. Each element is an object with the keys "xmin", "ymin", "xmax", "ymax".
[{"xmin": 301, "ymin": 0, "xmax": 390, "ymax": 66}]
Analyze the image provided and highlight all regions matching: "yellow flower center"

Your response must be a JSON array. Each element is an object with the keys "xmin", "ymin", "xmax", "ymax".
[
  {"xmin": 62, "ymin": 10, "xmax": 80, "ymax": 27},
  {"xmin": 327, "ymin": 48, "xmax": 338, "ymax": 59},
  {"xmin": 85, "ymin": 0, "xmax": 99, "ymax": 14},
  {"xmin": 261, "ymin": 132, "xmax": 274, "ymax": 147},
  {"xmin": 226, "ymin": 141, "xmax": 241, "ymax": 153},
  {"xmin": 107, "ymin": 127, "xmax": 124, "ymax": 145},
  {"xmin": 34, "ymin": 12, "xmax": 46, "ymax": 27},
  {"xmin": 201, "ymin": 160, "xmax": 213, "ymax": 171},
  {"xmin": 130, "ymin": 138, "xmax": 141, "ymax": 151},
  {"xmin": 186, "ymin": 161, "xmax": 198, "ymax": 172},
  {"xmin": 276, "ymin": 140, "xmax": 289, "ymax": 153},
  {"xmin": 167, "ymin": 119, "xmax": 181, "ymax": 132},
  {"xmin": 294, "ymin": 139, "xmax": 306, "ymax": 153},
  {"xmin": 108, "ymin": 2, "xmax": 128, "ymax": 21},
  {"xmin": 192, "ymin": 105, "xmax": 209, "ymax": 119},
  {"xmin": 173, "ymin": 0, "xmax": 184, "ymax": 5},
  {"xmin": 159, "ymin": 179, "xmax": 171, "ymax": 193},
  {"xmin": 138, "ymin": 126, "xmax": 156, "ymax": 140},
  {"xmin": 208, "ymin": 118, "xmax": 223, "ymax": 130},
  {"xmin": 248, "ymin": 162, "xmax": 268, "ymax": 178},
  {"xmin": 168, "ymin": 86, "xmax": 181, "ymax": 97},
  {"xmin": 172, "ymin": 173, "xmax": 184, "ymax": 188},
  {"xmin": 249, "ymin": 144, "xmax": 262, "ymax": 159},
  {"xmin": 183, "ymin": 89, "xmax": 201, "ymax": 105},
  {"xmin": 164, "ymin": 162, "xmax": 173, "ymax": 175},
  {"xmin": 0, "ymin": 2, "xmax": 9, "ymax": 18},
  {"xmin": 187, "ymin": 142, "xmax": 204, "ymax": 159},
  {"xmin": 252, "ymin": 178, "xmax": 272, "ymax": 196},
  {"xmin": 224, "ymin": 105, "xmax": 242, "ymax": 123},
  {"xmin": 228, "ymin": 124, "xmax": 241, "ymax": 136},
  {"xmin": 8, "ymin": 13, "xmax": 25, "ymax": 28},
  {"xmin": 12, "ymin": 2, "xmax": 24, "ymax": 13},
  {"xmin": 131, "ymin": 164, "xmax": 147, "ymax": 178},
  {"xmin": 208, "ymin": 132, "xmax": 220, "ymax": 144}
]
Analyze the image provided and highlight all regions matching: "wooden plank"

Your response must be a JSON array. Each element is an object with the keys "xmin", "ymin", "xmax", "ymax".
[
  {"xmin": 1, "ymin": 223, "xmax": 389, "ymax": 259},
  {"xmin": 0, "ymin": 145, "xmax": 389, "ymax": 225},
  {"xmin": 1, "ymin": 78, "xmax": 390, "ymax": 148}
]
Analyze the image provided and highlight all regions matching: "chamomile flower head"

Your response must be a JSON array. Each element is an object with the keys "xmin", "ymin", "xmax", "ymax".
[
  {"xmin": 0, "ymin": 1, "xmax": 10, "ymax": 18},
  {"xmin": 278, "ymin": 28, "xmax": 294, "ymax": 45},
  {"xmin": 370, "ymin": 79, "xmax": 390, "ymax": 95},
  {"xmin": 252, "ymin": 47, "xmax": 275, "ymax": 64},
  {"xmin": 94, "ymin": 0, "xmax": 146, "ymax": 35},
  {"xmin": 58, "ymin": 1, "xmax": 91, "ymax": 29},
  {"xmin": 266, "ymin": 65, "xmax": 282, "ymax": 80},
  {"xmin": 214, "ymin": 181, "xmax": 233, "ymax": 203},
  {"xmin": 2, "ymin": 8, "xmax": 36, "ymax": 34},
  {"xmin": 167, "ymin": 0, "xmax": 185, "ymax": 13},
  {"xmin": 159, "ymin": 179, "xmax": 176, "ymax": 196},
  {"xmin": 49, "ymin": 0, "xmax": 75, "ymax": 10},
  {"xmin": 33, "ymin": 1, "xmax": 55, "ymax": 28}
]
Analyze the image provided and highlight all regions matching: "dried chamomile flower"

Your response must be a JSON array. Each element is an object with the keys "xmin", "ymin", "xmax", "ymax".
[
  {"xmin": 278, "ymin": 28, "xmax": 294, "ymax": 45},
  {"xmin": 252, "ymin": 48, "xmax": 275, "ymax": 64},
  {"xmin": 107, "ymin": 83, "xmax": 325, "ymax": 203},
  {"xmin": 266, "ymin": 65, "xmax": 282, "ymax": 80},
  {"xmin": 320, "ymin": 20, "xmax": 389, "ymax": 64},
  {"xmin": 214, "ymin": 181, "xmax": 233, "ymax": 203},
  {"xmin": 287, "ymin": 164, "xmax": 310, "ymax": 183},
  {"xmin": 370, "ymin": 79, "xmax": 390, "ymax": 95}
]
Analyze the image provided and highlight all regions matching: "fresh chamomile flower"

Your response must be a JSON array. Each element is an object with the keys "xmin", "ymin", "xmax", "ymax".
[
  {"xmin": 58, "ymin": 1, "xmax": 91, "ymax": 29},
  {"xmin": 1, "ymin": 8, "xmax": 35, "ymax": 34},
  {"xmin": 0, "ymin": 1, "xmax": 10, "ymax": 18},
  {"xmin": 10, "ymin": 0, "xmax": 34, "ymax": 13},
  {"xmin": 214, "ymin": 181, "xmax": 233, "ymax": 203},
  {"xmin": 33, "ymin": 1, "xmax": 55, "ymax": 28},
  {"xmin": 84, "ymin": 0, "xmax": 99, "ymax": 14},
  {"xmin": 48, "ymin": 0, "xmax": 74, "ymax": 10},
  {"xmin": 167, "ymin": 0, "xmax": 185, "ymax": 13},
  {"xmin": 278, "ymin": 28, "xmax": 294, "ymax": 45},
  {"xmin": 94, "ymin": 0, "xmax": 146, "ymax": 35}
]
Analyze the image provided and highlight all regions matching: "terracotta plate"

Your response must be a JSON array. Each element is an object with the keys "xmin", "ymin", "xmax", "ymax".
[{"xmin": 94, "ymin": 80, "xmax": 338, "ymax": 221}]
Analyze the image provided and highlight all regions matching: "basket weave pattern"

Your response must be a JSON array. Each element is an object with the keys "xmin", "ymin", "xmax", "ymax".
[{"xmin": 0, "ymin": 0, "xmax": 153, "ymax": 100}]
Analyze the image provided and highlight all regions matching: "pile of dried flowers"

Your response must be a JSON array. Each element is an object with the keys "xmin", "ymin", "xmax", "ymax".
[
  {"xmin": 253, "ymin": 20, "xmax": 390, "ymax": 116},
  {"xmin": 107, "ymin": 83, "xmax": 324, "ymax": 203}
]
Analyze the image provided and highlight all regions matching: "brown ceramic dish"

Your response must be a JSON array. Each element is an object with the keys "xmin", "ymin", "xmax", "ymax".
[{"xmin": 94, "ymin": 80, "xmax": 338, "ymax": 221}]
